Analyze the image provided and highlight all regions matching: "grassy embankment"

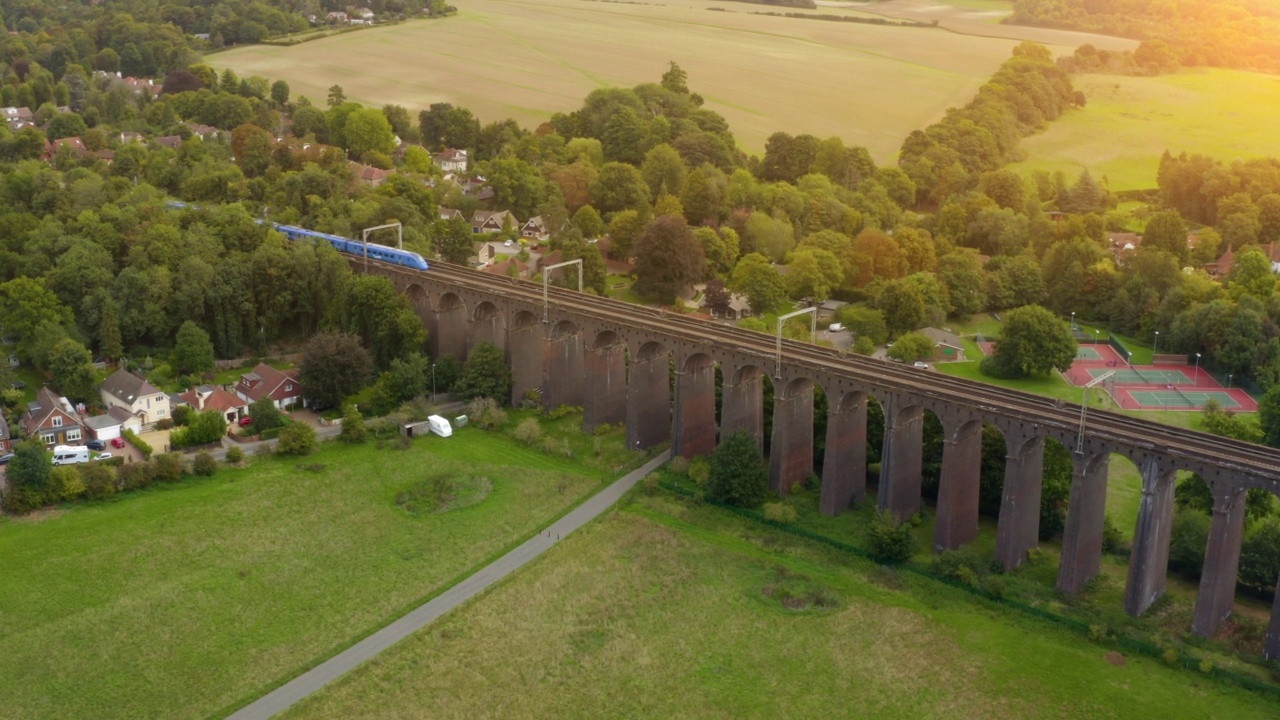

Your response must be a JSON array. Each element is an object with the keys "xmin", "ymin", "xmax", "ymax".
[
  {"xmin": 0, "ymin": 417, "xmax": 640, "ymax": 720},
  {"xmin": 1009, "ymin": 69, "xmax": 1280, "ymax": 191},
  {"xmin": 280, "ymin": 489, "xmax": 1279, "ymax": 720}
]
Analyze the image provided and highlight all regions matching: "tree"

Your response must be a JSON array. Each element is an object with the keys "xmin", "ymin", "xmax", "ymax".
[
  {"xmin": 1258, "ymin": 384, "xmax": 1280, "ymax": 449},
  {"xmin": 986, "ymin": 305, "xmax": 1076, "ymax": 378},
  {"xmin": 343, "ymin": 108, "xmax": 397, "ymax": 158},
  {"xmin": 887, "ymin": 332, "xmax": 934, "ymax": 362},
  {"xmin": 46, "ymin": 112, "xmax": 88, "ymax": 141},
  {"xmin": 591, "ymin": 162, "xmax": 651, "ymax": 216},
  {"xmin": 729, "ymin": 253, "xmax": 787, "ymax": 314},
  {"xmin": 453, "ymin": 342, "xmax": 511, "ymax": 402},
  {"xmin": 388, "ymin": 352, "xmax": 432, "ymax": 402},
  {"xmin": 98, "ymin": 302, "xmax": 124, "ymax": 362},
  {"xmin": 248, "ymin": 397, "xmax": 283, "ymax": 433},
  {"xmin": 877, "ymin": 279, "xmax": 926, "ymax": 336},
  {"xmin": 327, "ymin": 84, "xmax": 346, "ymax": 108},
  {"xmin": 632, "ymin": 215, "xmax": 706, "ymax": 303},
  {"xmin": 706, "ymin": 431, "xmax": 768, "ymax": 508},
  {"xmin": 47, "ymin": 338, "xmax": 96, "ymax": 403},
  {"xmin": 4, "ymin": 440, "xmax": 52, "ymax": 513},
  {"xmin": 607, "ymin": 209, "xmax": 645, "ymax": 259},
  {"xmin": 339, "ymin": 404, "xmax": 367, "ymax": 444},
  {"xmin": 836, "ymin": 305, "xmax": 888, "ymax": 345},
  {"xmin": 1143, "ymin": 210, "xmax": 1189, "ymax": 264},
  {"xmin": 270, "ymin": 80, "xmax": 290, "ymax": 107},
  {"xmin": 640, "ymin": 144, "xmax": 687, "ymax": 200},
  {"xmin": 172, "ymin": 321, "xmax": 215, "ymax": 376},
  {"xmin": 277, "ymin": 422, "xmax": 318, "ymax": 455},
  {"xmin": 702, "ymin": 279, "xmax": 732, "ymax": 316},
  {"xmin": 785, "ymin": 248, "xmax": 843, "ymax": 302},
  {"xmin": 935, "ymin": 249, "xmax": 986, "ymax": 316},
  {"xmin": 300, "ymin": 332, "xmax": 374, "ymax": 409},
  {"xmin": 867, "ymin": 510, "xmax": 917, "ymax": 564},
  {"xmin": 172, "ymin": 409, "xmax": 227, "ymax": 448},
  {"xmin": 434, "ymin": 217, "xmax": 474, "ymax": 265}
]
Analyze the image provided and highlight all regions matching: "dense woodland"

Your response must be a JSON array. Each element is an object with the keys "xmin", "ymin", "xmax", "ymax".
[{"xmin": 1010, "ymin": 0, "xmax": 1280, "ymax": 73}]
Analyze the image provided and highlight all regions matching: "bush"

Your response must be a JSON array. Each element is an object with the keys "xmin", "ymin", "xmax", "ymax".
[
  {"xmin": 50, "ymin": 466, "xmax": 86, "ymax": 502},
  {"xmin": 123, "ymin": 429, "xmax": 153, "ymax": 458},
  {"xmin": 116, "ymin": 462, "xmax": 154, "ymax": 491},
  {"xmin": 154, "ymin": 418, "xmax": 174, "ymax": 431},
  {"xmin": 688, "ymin": 457, "xmax": 710, "ymax": 486},
  {"xmin": 466, "ymin": 397, "xmax": 508, "ymax": 430},
  {"xmin": 763, "ymin": 502, "xmax": 797, "ymax": 523},
  {"xmin": 1102, "ymin": 514, "xmax": 1128, "ymax": 554},
  {"xmin": 171, "ymin": 405, "xmax": 191, "ymax": 426},
  {"xmin": 277, "ymin": 422, "xmax": 318, "ymax": 456},
  {"xmin": 1237, "ymin": 517, "xmax": 1280, "ymax": 595},
  {"xmin": 513, "ymin": 417, "xmax": 542, "ymax": 446},
  {"xmin": 706, "ymin": 431, "xmax": 769, "ymax": 508},
  {"xmin": 866, "ymin": 510, "xmax": 916, "ymax": 564},
  {"xmin": 171, "ymin": 409, "xmax": 227, "ymax": 448},
  {"xmin": 225, "ymin": 446, "xmax": 244, "ymax": 464},
  {"xmin": 545, "ymin": 404, "xmax": 581, "ymax": 420},
  {"xmin": 669, "ymin": 456, "xmax": 689, "ymax": 474},
  {"xmin": 930, "ymin": 548, "xmax": 988, "ymax": 581},
  {"xmin": 1168, "ymin": 509, "xmax": 1210, "ymax": 578},
  {"xmin": 248, "ymin": 397, "xmax": 284, "ymax": 433},
  {"xmin": 453, "ymin": 342, "xmax": 511, "ymax": 401},
  {"xmin": 79, "ymin": 463, "xmax": 116, "ymax": 500},
  {"xmin": 192, "ymin": 451, "xmax": 217, "ymax": 476},
  {"xmin": 153, "ymin": 453, "xmax": 185, "ymax": 483},
  {"xmin": 339, "ymin": 404, "xmax": 367, "ymax": 444}
]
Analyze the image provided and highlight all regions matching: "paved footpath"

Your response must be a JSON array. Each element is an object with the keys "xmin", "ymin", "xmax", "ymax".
[{"xmin": 227, "ymin": 450, "xmax": 672, "ymax": 720}]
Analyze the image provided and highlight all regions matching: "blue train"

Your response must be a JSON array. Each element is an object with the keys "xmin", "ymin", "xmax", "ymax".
[{"xmin": 167, "ymin": 201, "xmax": 429, "ymax": 271}]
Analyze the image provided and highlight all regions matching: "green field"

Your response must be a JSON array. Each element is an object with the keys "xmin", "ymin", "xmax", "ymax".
[
  {"xmin": 280, "ymin": 494, "xmax": 1277, "ymax": 719},
  {"xmin": 212, "ymin": 0, "xmax": 1132, "ymax": 158},
  {"xmin": 0, "ymin": 425, "xmax": 632, "ymax": 720},
  {"xmin": 1010, "ymin": 69, "xmax": 1280, "ymax": 191}
]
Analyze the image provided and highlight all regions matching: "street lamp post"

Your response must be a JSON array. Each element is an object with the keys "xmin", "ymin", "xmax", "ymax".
[
  {"xmin": 431, "ymin": 362, "xmax": 437, "ymax": 403},
  {"xmin": 1228, "ymin": 374, "xmax": 1233, "ymax": 389},
  {"xmin": 1194, "ymin": 352, "xmax": 1201, "ymax": 385},
  {"xmin": 1153, "ymin": 330, "xmax": 1159, "ymax": 357},
  {"xmin": 1071, "ymin": 311, "xmax": 1076, "ymax": 331}
]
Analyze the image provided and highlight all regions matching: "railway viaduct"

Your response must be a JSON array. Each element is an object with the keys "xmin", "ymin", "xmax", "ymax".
[{"xmin": 361, "ymin": 259, "xmax": 1280, "ymax": 659}]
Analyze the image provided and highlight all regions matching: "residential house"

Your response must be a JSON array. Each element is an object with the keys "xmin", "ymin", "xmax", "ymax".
[
  {"xmin": 815, "ymin": 299, "xmax": 848, "ymax": 320},
  {"xmin": 154, "ymin": 135, "xmax": 183, "ymax": 149},
  {"xmin": 483, "ymin": 257, "xmax": 532, "ymax": 280},
  {"xmin": 349, "ymin": 161, "xmax": 392, "ymax": 187},
  {"xmin": 83, "ymin": 406, "xmax": 142, "ymax": 442},
  {"xmin": 326, "ymin": 11, "xmax": 348, "ymax": 22},
  {"xmin": 45, "ymin": 136, "xmax": 87, "ymax": 161},
  {"xmin": 22, "ymin": 387, "xmax": 86, "ymax": 446},
  {"xmin": 235, "ymin": 363, "xmax": 304, "ymax": 410},
  {"xmin": 354, "ymin": 6, "xmax": 375, "ymax": 19},
  {"xmin": 459, "ymin": 176, "xmax": 492, "ymax": 200},
  {"xmin": 117, "ymin": 76, "xmax": 161, "ymax": 99},
  {"xmin": 179, "ymin": 385, "xmax": 249, "ymax": 424},
  {"xmin": 471, "ymin": 209, "xmax": 516, "ymax": 234},
  {"xmin": 0, "ymin": 414, "xmax": 10, "ymax": 454},
  {"xmin": 705, "ymin": 293, "xmax": 752, "ymax": 320},
  {"xmin": 521, "ymin": 216, "xmax": 549, "ymax": 242},
  {"xmin": 2, "ymin": 106, "xmax": 33, "ymax": 122},
  {"xmin": 119, "ymin": 131, "xmax": 144, "ymax": 144},
  {"xmin": 439, "ymin": 207, "xmax": 466, "ymax": 223},
  {"xmin": 100, "ymin": 368, "xmax": 170, "ymax": 426},
  {"xmin": 920, "ymin": 327, "xmax": 967, "ymax": 362},
  {"xmin": 433, "ymin": 148, "xmax": 468, "ymax": 173},
  {"xmin": 1108, "ymin": 232, "xmax": 1141, "ymax": 261},
  {"xmin": 186, "ymin": 123, "xmax": 220, "ymax": 140},
  {"xmin": 1208, "ymin": 245, "xmax": 1234, "ymax": 277}
]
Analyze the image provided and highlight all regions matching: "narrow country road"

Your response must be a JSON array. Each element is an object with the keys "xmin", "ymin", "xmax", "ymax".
[{"xmin": 226, "ymin": 450, "xmax": 672, "ymax": 720}]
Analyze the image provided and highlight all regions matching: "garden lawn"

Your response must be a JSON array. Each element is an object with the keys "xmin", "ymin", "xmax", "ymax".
[
  {"xmin": 0, "ymin": 427, "xmax": 622, "ymax": 720},
  {"xmin": 279, "ymin": 494, "xmax": 1277, "ymax": 719}
]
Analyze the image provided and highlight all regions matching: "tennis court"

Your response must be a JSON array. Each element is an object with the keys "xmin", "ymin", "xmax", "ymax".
[
  {"xmin": 1076, "ymin": 346, "xmax": 1103, "ymax": 360},
  {"xmin": 1121, "ymin": 389, "xmax": 1245, "ymax": 410},
  {"xmin": 1087, "ymin": 367, "xmax": 1195, "ymax": 385}
]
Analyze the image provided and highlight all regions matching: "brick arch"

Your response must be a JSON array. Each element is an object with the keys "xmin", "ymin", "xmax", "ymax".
[
  {"xmin": 434, "ymin": 291, "xmax": 468, "ymax": 362},
  {"xmin": 471, "ymin": 300, "xmax": 504, "ymax": 355}
]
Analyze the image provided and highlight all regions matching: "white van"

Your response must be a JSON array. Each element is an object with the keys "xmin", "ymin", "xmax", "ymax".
[
  {"xmin": 51, "ymin": 445, "xmax": 90, "ymax": 465},
  {"xmin": 427, "ymin": 415, "xmax": 453, "ymax": 438}
]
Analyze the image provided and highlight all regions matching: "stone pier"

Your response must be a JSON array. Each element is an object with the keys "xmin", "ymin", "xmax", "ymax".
[
  {"xmin": 1192, "ymin": 486, "xmax": 1248, "ymax": 638},
  {"xmin": 995, "ymin": 434, "xmax": 1045, "ymax": 571},
  {"xmin": 1124, "ymin": 458, "xmax": 1178, "ymax": 617},
  {"xmin": 721, "ymin": 365, "xmax": 764, "ymax": 450},
  {"xmin": 672, "ymin": 353, "xmax": 716, "ymax": 459},
  {"xmin": 625, "ymin": 343, "xmax": 670, "ymax": 450},
  {"xmin": 879, "ymin": 398, "xmax": 923, "ymax": 521},
  {"xmin": 543, "ymin": 322, "xmax": 584, "ymax": 411},
  {"xmin": 583, "ymin": 337, "xmax": 627, "ymax": 432},
  {"xmin": 820, "ymin": 392, "xmax": 867, "ymax": 515},
  {"xmin": 769, "ymin": 379, "xmax": 814, "ymax": 495},
  {"xmin": 933, "ymin": 420, "xmax": 983, "ymax": 551},
  {"xmin": 1057, "ymin": 451, "xmax": 1111, "ymax": 595}
]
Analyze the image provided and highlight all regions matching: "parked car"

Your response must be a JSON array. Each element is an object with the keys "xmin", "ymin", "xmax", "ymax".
[
  {"xmin": 913, "ymin": 361, "xmax": 930, "ymax": 369},
  {"xmin": 0, "ymin": 453, "xmax": 13, "ymax": 465},
  {"xmin": 110, "ymin": 437, "xmax": 127, "ymax": 448},
  {"xmin": 10, "ymin": 380, "xmax": 24, "ymax": 390},
  {"xmin": 829, "ymin": 323, "xmax": 845, "ymax": 332},
  {"xmin": 87, "ymin": 439, "xmax": 106, "ymax": 451},
  {"xmin": 239, "ymin": 416, "xmax": 254, "ymax": 427},
  {"xmin": 93, "ymin": 453, "xmax": 113, "ymax": 461}
]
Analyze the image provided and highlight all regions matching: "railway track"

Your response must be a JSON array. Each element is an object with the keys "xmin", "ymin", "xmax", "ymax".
[{"xmin": 402, "ymin": 261, "xmax": 1280, "ymax": 480}]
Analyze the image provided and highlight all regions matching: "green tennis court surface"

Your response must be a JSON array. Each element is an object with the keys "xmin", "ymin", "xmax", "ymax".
[
  {"xmin": 1127, "ymin": 390, "xmax": 1241, "ymax": 409},
  {"xmin": 1088, "ymin": 368, "xmax": 1192, "ymax": 385},
  {"xmin": 1076, "ymin": 346, "xmax": 1102, "ymax": 360}
]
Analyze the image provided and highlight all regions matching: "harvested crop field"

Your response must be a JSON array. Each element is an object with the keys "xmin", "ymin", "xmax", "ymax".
[{"xmin": 212, "ymin": 0, "xmax": 1134, "ymax": 158}]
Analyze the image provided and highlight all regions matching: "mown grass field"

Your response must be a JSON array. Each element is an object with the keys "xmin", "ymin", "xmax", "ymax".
[
  {"xmin": 1009, "ymin": 69, "xmax": 1280, "ymax": 191},
  {"xmin": 280, "ymin": 493, "xmax": 1277, "ymax": 719},
  {"xmin": 0, "ymin": 424, "xmax": 633, "ymax": 720},
  {"xmin": 212, "ymin": 0, "xmax": 1131, "ymax": 158}
]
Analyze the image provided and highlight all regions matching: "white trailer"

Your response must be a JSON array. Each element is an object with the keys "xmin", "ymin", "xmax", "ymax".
[{"xmin": 427, "ymin": 415, "xmax": 453, "ymax": 438}]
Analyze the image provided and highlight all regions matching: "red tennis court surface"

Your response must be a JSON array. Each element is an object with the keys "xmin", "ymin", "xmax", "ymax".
[{"xmin": 1063, "ymin": 346, "xmax": 1256, "ymax": 411}]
